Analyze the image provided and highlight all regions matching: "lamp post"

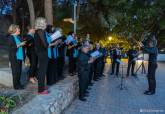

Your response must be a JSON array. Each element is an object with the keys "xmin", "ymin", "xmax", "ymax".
[{"xmin": 73, "ymin": 0, "xmax": 77, "ymax": 34}]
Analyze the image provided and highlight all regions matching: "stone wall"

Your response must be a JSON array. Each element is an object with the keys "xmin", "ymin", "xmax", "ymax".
[{"xmin": 13, "ymin": 76, "xmax": 79, "ymax": 114}]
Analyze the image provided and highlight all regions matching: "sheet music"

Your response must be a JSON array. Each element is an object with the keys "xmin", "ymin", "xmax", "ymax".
[
  {"xmin": 50, "ymin": 31, "xmax": 62, "ymax": 42},
  {"xmin": 90, "ymin": 51, "xmax": 100, "ymax": 58}
]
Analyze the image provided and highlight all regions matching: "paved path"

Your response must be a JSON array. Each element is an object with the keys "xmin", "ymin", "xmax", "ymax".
[{"xmin": 64, "ymin": 62, "xmax": 165, "ymax": 114}]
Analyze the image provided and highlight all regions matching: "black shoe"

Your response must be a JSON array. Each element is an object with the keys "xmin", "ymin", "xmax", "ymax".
[
  {"xmin": 110, "ymin": 73, "xmax": 114, "ymax": 75},
  {"xmin": 85, "ymin": 91, "xmax": 89, "ymax": 94},
  {"xmin": 79, "ymin": 97, "xmax": 87, "ymax": 101},
  {"xmin": 89, "ymin": 83, "xmax": 93, "ymax": 86},
  {"xmin": 144, "ymin": 90, "xmax": 150, "ymax": 94},
  {"xmin": 132, "ymin": 74, "xmax": 137, "ymax": 77},
  {"xmin": 15, "ymin": 86, "xmax": 25, "ymax": 90},
  {"xmin": 88, "ymin": 87, "xmax": 91, "ymax": 90},
  {"xmin": 144, "ymin": 91, "xmax": 155, "ymax": 95},
  {"xmin": 144, "ymin": 90, "xmax": 155, "ymax": 95},
  {"xmin": 93, "ymin": 79, "xmax": 99, "ymax": 81},
  {"xmin": 70, "ymin": 73, "xmax": 74, "ymax": 76}
]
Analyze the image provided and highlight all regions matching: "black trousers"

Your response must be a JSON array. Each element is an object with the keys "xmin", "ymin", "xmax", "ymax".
[
  {"xmin": 111, "ymin": 59, "xmax": 120, "ymax": 75},
  {"xmin": 89, "ymin": 64, "xmax": 94, "ymax": 84},
  {"xmin": 69, "ymin": 56, "xmax": 74, "ymax": 74},
  {"xmin": 127, "ymin": 60, "xmax": 136, "ymax": 75},
  {"xmin": 27, "ymin": 52, "xmax": 37, "ymax": 78},
  {"xmin": 73, "ymin": 57, "xmax": 77, "ymax": 73},
  {"xmin": 147, "ymin": 62, "xmax": 157, "ymax": 92},
  {"xmin": 10, "ymin": 58, "xmax": 22, "ymax": 89},
  {"xmin": 57, "ymin": 57, "xmax": 65, "ymax": 79},
  {"xmin": 101, "ymin": 60, "xmax": 105, "ymax": 75},
  {"xmin": 37, "ymin": 52, "xmax": 48, "ymax": 92},
  {"xmin": 78, "ymin": 69, "xmax": 89, "ymax": 98},
  {"xmin": 47, "ymin": 58, "xmax": 56, "ymax": 85},
  {"xmin": 94, "ymin": 59, "xmax": 102, "ymax": 79}
]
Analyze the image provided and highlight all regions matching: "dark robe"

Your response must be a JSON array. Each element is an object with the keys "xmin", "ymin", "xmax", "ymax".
[
  {"xmin": 78, "ymin": 51, "xmax": 90, "ymax": 98},
  {"xmin": 34, "ymin": 29, "xmax": 48, "ymax": 92},
  {"xmin": 25, "ymin": 34, "xmax": 38, "ymax": 78},
  {"xmin": 8, "ymin": 35, "xmax": 24, "ymax": 89}
]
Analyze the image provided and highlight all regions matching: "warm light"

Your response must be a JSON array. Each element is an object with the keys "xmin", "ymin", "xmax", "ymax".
[{"xmin": 108, "ymin": 36, "xmax": 112, "ymax": 41}]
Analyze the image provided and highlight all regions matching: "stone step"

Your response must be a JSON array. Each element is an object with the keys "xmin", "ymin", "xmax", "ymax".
[
  {"xmin": 0, "ymin": 67, "xmax": 29, "ymax": 87},
  {"xmin": 13, "ymin": 76, "xmax": 78, "ymax": 114},
  {"xmin": 0, "ymin": 68, "xmax": 13, "ymax": 87}
]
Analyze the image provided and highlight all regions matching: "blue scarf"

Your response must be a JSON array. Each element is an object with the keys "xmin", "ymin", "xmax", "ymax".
[
  {"xmin": 53, "ymin": 46, "xmax": 59, "ymax": 59},
  {"xmin": 72, "ymin": 39, "xmax": 78, "ymax": 58},
  {"xmin": 45, "ymin": 32, "xmax": 52, "ymax": 59},
  {"xmin": 12, "ymin": 35, "xmax": 24, "ymax": 61},
  {"xmin": 28, "ymin": 33, "xmax": 34, "ymax": 38},
  {"xmin": 73, "ymin": 49, "xmax": 79, "ymax": 58}
]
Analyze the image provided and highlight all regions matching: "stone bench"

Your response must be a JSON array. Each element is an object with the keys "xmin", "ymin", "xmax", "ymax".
[{"xmin": 13, "ymin": 76, "xmax": 78, "ymax": 114}]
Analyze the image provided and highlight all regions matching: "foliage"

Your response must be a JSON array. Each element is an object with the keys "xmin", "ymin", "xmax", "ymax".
[
  {"xmin": 1, "ymin": 0, "xmax": 165, "ymax": 48},
  {"xmin": 84, "ymin": 0, "xmax": 165, "ymax": 48},
  {"xmin": 0, "ymin": 96, "xmax": 16, "ymax": 114}
]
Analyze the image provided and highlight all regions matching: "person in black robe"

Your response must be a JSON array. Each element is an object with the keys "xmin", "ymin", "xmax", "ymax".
[
  {"xmin": 110, "ymin": 45, "xmax": 121, "ymax": 76},
  {"xmin": 100, "ymin": 47, "xmax": 107, "ymax": 77},
  {"xmin": 88, "ymin": 42, "xmax": 94, "ymax": 86},
  {"xmin": 141, "ymin": 36, "xmax": 158, "ymax": 95},
  {"xmin": 66, "ymin": 32, "xmax": 76, "ymax": 76},
  {"xmin": 78, "ymin": 44, "xmax": 94, "ymax": 101},
  {"xmin": 8, "ymin": 24, "xmax": 26, "ymax": 90},
  {"xmin": 25, "ymin": 26, "xmax": 38, "ymax": 84},
  {"xmin": 34, "ymin": 17, "xmax": 49, "ymax": 94},
  {"xmin": 57, "ymin": 36, "xmax": 66, "ymax": 80},
  {"xmin": 45, "ymin": 25, "xmax": 57, "ymax": 86},
  {"xmin": 93, "ymin": 43, "xmax": 103, "ymax": 81},
  {"xmin": 126, "ymin": 46, "xmax": 138, "ymax": 77}
]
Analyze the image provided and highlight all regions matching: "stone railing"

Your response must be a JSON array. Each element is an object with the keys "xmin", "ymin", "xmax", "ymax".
[{"xmin": 13, "ymin": 76, "xmax": 78, "ymax": 114}]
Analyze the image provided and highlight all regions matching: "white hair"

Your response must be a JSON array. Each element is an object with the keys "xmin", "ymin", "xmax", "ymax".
[{"xmin": 35, "ymin": 17, "xmax": 47, "ymax": 30}]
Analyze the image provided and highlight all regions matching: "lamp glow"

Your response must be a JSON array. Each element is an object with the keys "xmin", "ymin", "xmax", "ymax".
[{"xmin": 108, "ymin": 36, "xmax": 112, "ymax": 41}]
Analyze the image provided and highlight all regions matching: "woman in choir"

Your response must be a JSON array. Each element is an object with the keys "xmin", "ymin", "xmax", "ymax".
[
  {"xmin": 8, "ymin": 24, "xmax": 26, "ymax": 90},
  {"xmin": 25, "ymin": 26, "xmax": 38, "ymax": 84},
  {"xmin": 34, "ymin": 17, "xmax": 49, "ymax": 94},
  {"xmin": 45, "ymin": 25, "xmax": 57, "ymax": 85}
]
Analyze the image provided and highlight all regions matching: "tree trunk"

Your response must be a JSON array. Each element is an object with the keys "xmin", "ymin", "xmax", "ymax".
[
  {"xmin": 12, "ymin": 2, "xmax": 17, "ymax": 24},
  {"xmin": 44, "ymin": 0, "xmax": 53, "ymax": 25},
  {"xmin": 27, "ymin": 0, "xmax": 35, "ymax": 27}
]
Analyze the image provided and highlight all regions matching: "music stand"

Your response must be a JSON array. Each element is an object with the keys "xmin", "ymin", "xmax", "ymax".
[
  {"xmin": 135, "ymin": 53, "xmax": 146, "ymax": 74},
  {"xmin": 117, "ymin": 60, "xmax": 128, "ymax": 90}
]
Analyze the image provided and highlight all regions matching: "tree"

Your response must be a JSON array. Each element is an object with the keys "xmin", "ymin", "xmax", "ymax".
[
  {"xmin": 27, "ymin": 0, "xmax": 35, "ymax": 27},
  {"xmin": 44, "ymin": 0, "xmax": 53, "ymax": 25}
]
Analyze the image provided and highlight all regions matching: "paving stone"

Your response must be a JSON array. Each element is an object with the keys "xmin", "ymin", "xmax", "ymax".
[{"xmin": 64, "ymin": 62, "xmax": 165, "ymax": 114}]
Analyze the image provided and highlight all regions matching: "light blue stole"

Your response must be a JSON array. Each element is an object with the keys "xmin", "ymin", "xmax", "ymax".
[
  {"xmin": 45, "ymin": 32, "xmax": 52, "ymax": 59},
  {"xmin": 12, "ymin": 35, "xmax": 24, "ymax": 61},
  {"xmin": 72, "ymin": 39, "xmax": 79, "ymax": 58},
  {"xmin": 53, "ymin": 46, "xmax": 59, "ymax": 59}
]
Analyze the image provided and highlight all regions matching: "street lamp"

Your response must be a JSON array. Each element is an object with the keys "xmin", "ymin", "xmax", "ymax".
[{"xmin": 108, "ymin": 36, "xmax": 112, "ymax": 41}]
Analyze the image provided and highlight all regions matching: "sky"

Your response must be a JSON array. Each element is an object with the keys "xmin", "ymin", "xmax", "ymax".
[
  {"xmin": 0, "ymin": 0, "xmax": 13, "ymax": 15},
  {"xmin": 0, "ymin": 0, "xmax": 88, "ymax": 15}
]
